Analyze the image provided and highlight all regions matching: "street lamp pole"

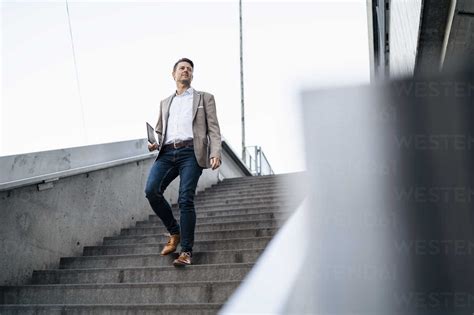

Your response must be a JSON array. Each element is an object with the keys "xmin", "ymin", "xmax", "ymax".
[{"xmin": 239, "ymin": 0, "xmax": 246, "ymax": 162}]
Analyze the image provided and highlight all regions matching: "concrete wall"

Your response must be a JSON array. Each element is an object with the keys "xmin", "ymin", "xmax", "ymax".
[
  {"xmin": 218, "ymin": 147, "xmax": 248, "ymax": 180},
  {"xmin": 0, "ymin": 159, "xmax": 154, "ymax": 286},
  {"xmin": 0, "ymin": 139, "xmax": 249, "ymax": 285},
  {"xmin": 0, "ymin": 139, "xmax": 152, "ymax": 184}
]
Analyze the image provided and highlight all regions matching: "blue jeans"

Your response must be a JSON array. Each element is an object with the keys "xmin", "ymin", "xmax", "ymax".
[{"xmin": 145, "ymin": 146, "xmax": 203, "ymax": 253}]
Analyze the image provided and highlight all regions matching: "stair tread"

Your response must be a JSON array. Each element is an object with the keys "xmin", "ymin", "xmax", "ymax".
[
  {"xmin": 0, "ymin": 303, "xmax": 222, "ymax": 306},
  {"xmin": 2, "ymin": 280, "xmax": 241, "ymax": 289},
  {"xmin": 137, "ymin": 213, "xmax": 287, "ymax": 225},
  {"xmin": 107, "ymin": 227, "xmax": 278, "ymax": 240},
  {"xmin": 167, "ymin": 205, "xmax": 291, "ymax": 212},
  {"xmin": 146, "ymin": 210, "xmax": 287, "ymax": 219},
  {"xmin": 34, "ymin": 262, "xmax": 254, "ymax": 273},
  {"xmin": 61, "ymin": 247, "xmax": 266, "ymax": 260},
  {"xmin": 126, "ymin": 218, "xmax": 278, "ymax": 228},
  {"xmin": 87, "ymin": 236, "xmax": 272, "ymax": 248},
  {"xmin": 122, "ymin": 219, "xmax": 280, "ymax": 235}
]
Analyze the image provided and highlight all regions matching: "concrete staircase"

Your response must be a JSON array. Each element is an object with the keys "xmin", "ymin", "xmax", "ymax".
[{"xmin": 0, "ymin": 173, "xmax": 303, "ymax": 314}]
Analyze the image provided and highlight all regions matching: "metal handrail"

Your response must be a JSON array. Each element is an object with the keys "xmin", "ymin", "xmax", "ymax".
[{"xmin": 243, "ymin": 146, "xmax": 274, "ymax": 176}]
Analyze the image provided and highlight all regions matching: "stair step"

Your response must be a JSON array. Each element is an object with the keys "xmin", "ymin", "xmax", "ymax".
[
  {"xmin": 104, "ymin": 227, "xmax": 278, "ymax": 245},
  {"xmin": 191, "ymin": 199, "xmax": 293, "ymax": 208},
  {"xmin": 60, "ymin": 248, "xmax": 264, "ymax": 269},
  {"xmin": 203, "ymin": 184, "xmax": 288, "ymax": 194},
  {"xmin": 0, "ymin": 281, "xmax": 240, "ymax": 304},
  {"xmin": 180, "ymin": 202, "xmax": 294, "ymax": 213},
  {"xmin": 193, "ymin": 195, "xmax": 291, "ymax": 204},
  {"xmin": 121, "ymin": 219, "xmax": 279, "ymax": 235},
  {"xmin": 215, "ymin": 173, "xmax": 302, "ymax": 185},
  {"xmin": 137, "ymin": 211, "xmax": 288, "ymax": 227},
  {"xmin": 215, "ymin": 180, "xmax": 286, "ymax": 187},
  {"xmin": 84, "ymin": 237, "xmax": 272, "ymax": 256},
  {"xmin": 149, "ymin": 206, "xmax": 289, "ymax": 220},
  {"xmin": 174, "ymin": 201, "xmax": 293, "ymax": 211},
  {"xmin": 0, "ymin": 304, "xmax": 222, "ymax": 315},
  {"xmin": 189, "ymin": 196, "xmax": 291, "ymax": 208},
  {"xmin": 0, "ymin": 174, "xmax": 305, "ymax": 311},
  {"xmin": 32, "ymin": 263, "xmax": 253, "ymax": 285},
  {"xmin": 198, "ymin": 185, "xmax": 288, "ymax": 193},
  {"xmin": 219, "ymin": 175, "xmax": 283, "ymax": 183},
  {"xmin": 195, "ymin": 190, "xmax": 290, "ymax": 200}
]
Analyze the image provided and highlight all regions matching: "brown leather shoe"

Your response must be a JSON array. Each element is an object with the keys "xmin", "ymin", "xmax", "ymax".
[
  {"xmin": 173, "ymin": 251, "xmax": 192, "ymax": 266},
  {"xmin": 160, "ymin": 234, "xmax": 180, "ymax": 256}
]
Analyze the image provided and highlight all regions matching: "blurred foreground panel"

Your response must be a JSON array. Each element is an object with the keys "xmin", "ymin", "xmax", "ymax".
[{"xmin": 283, "ymin": 61, "xmax": 474, "ymax": 314}]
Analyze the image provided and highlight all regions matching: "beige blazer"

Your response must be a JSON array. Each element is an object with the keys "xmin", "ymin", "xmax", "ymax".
[{"xmin": 154, "ymin": 89, "xmax": 222, "ymax": 168}]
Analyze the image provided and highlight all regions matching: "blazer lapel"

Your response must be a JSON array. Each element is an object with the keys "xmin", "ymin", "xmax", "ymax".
[{"xmin": 192, "ymin": 90, "xmax": 201, "ymax": 121}]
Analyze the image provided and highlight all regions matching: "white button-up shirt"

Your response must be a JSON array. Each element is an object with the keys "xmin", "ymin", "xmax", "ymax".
[{"xmin": 164, "ymin": 87, "xmax": 194, "ymax": 144}]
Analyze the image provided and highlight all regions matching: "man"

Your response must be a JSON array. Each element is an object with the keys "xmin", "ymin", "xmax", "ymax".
[{"xmin": 145, "ymin": 58, "xmax": 222, "ymax": 266}]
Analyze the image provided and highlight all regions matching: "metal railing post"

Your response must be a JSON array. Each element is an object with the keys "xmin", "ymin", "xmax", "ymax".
[
  {"xmin": 242, "ymin": 145, "xmax": 273, "ymax": 176},
  {"xmin": 254, "ymin": 146, "xmax": 258, "ymax": 176}
]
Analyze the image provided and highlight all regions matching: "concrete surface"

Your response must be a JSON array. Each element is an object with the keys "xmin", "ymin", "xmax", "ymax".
[
  {"xmin": 0, "ymin": 139, "xmax": 250, "ymax": 286},
  {"xmin": 0, "ymin": 173, "xmax": 303, "ymax": 313},
  {"xmin": 0, "ymin": 139, "xmax": 152, "ymax": 185}
]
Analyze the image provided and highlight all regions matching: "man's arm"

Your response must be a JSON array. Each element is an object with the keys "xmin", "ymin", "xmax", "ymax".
[
  {"xmin": 149, "ymin": 101, "xmax": 164, "ymax": 152},
  {"xmin": 155, "ymin": 100, "xmax": 164, "ymax": 142},
  {"xmin": 205, "ymin": 94, "xmax": 222, "ymax": 169}
]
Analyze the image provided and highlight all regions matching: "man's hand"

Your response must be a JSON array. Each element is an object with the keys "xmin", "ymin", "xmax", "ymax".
[
  {"xmin": 210, "ymin": 157, "xmax": 221, "ymax": 170},
  {"xmin": 148, "ymin": 142, "xmax": 158, "ymax": 152}
]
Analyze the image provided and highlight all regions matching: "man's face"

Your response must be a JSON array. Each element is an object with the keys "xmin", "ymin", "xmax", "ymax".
[{"xmin": 173, "ymin": 61, "xmax": 193, "ymax": 85}]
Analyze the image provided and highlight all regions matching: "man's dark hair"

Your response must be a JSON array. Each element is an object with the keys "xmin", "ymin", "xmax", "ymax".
[{"xmin": 173, "ymin": 58, "xmax": 194, "ymax": 72}]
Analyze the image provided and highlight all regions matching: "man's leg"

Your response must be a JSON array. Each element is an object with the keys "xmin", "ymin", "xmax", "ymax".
[
  {"xmin": 144, "ymin": 152, "xmax": 180, "ymax": 236},
  {"xmin": 175, "ymin": 147, "xmax": 203, "ymax": 256}
]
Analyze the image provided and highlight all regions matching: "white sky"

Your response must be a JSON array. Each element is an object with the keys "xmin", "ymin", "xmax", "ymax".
[{"xmin": 1, "ymin": 0, "xmax": 370, "ymax": 173}]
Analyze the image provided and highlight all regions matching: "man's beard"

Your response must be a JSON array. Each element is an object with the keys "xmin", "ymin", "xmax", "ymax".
[{"xmin": 180, "ymin": 79, "xmax": 191, "ymax": 86}]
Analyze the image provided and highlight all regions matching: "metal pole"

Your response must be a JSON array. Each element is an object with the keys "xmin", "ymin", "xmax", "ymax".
[
  {"xmin": 239, "ymin": 0, "xmax": 246, "ymax": 162},
  {"xmin": 255, "ymin": 146, "xmax": 259, "ymax": 176}
]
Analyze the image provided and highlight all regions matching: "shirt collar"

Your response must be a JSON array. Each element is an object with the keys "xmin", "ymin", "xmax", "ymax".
[{"xmin": 175, "ymin": 87, "xmax": 194, "ymax": 96}]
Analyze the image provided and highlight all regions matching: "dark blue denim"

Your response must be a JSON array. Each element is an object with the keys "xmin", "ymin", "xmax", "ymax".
[{"xmin": 145, "ymin": 146, "xmax": 203, "ymax": 253}]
